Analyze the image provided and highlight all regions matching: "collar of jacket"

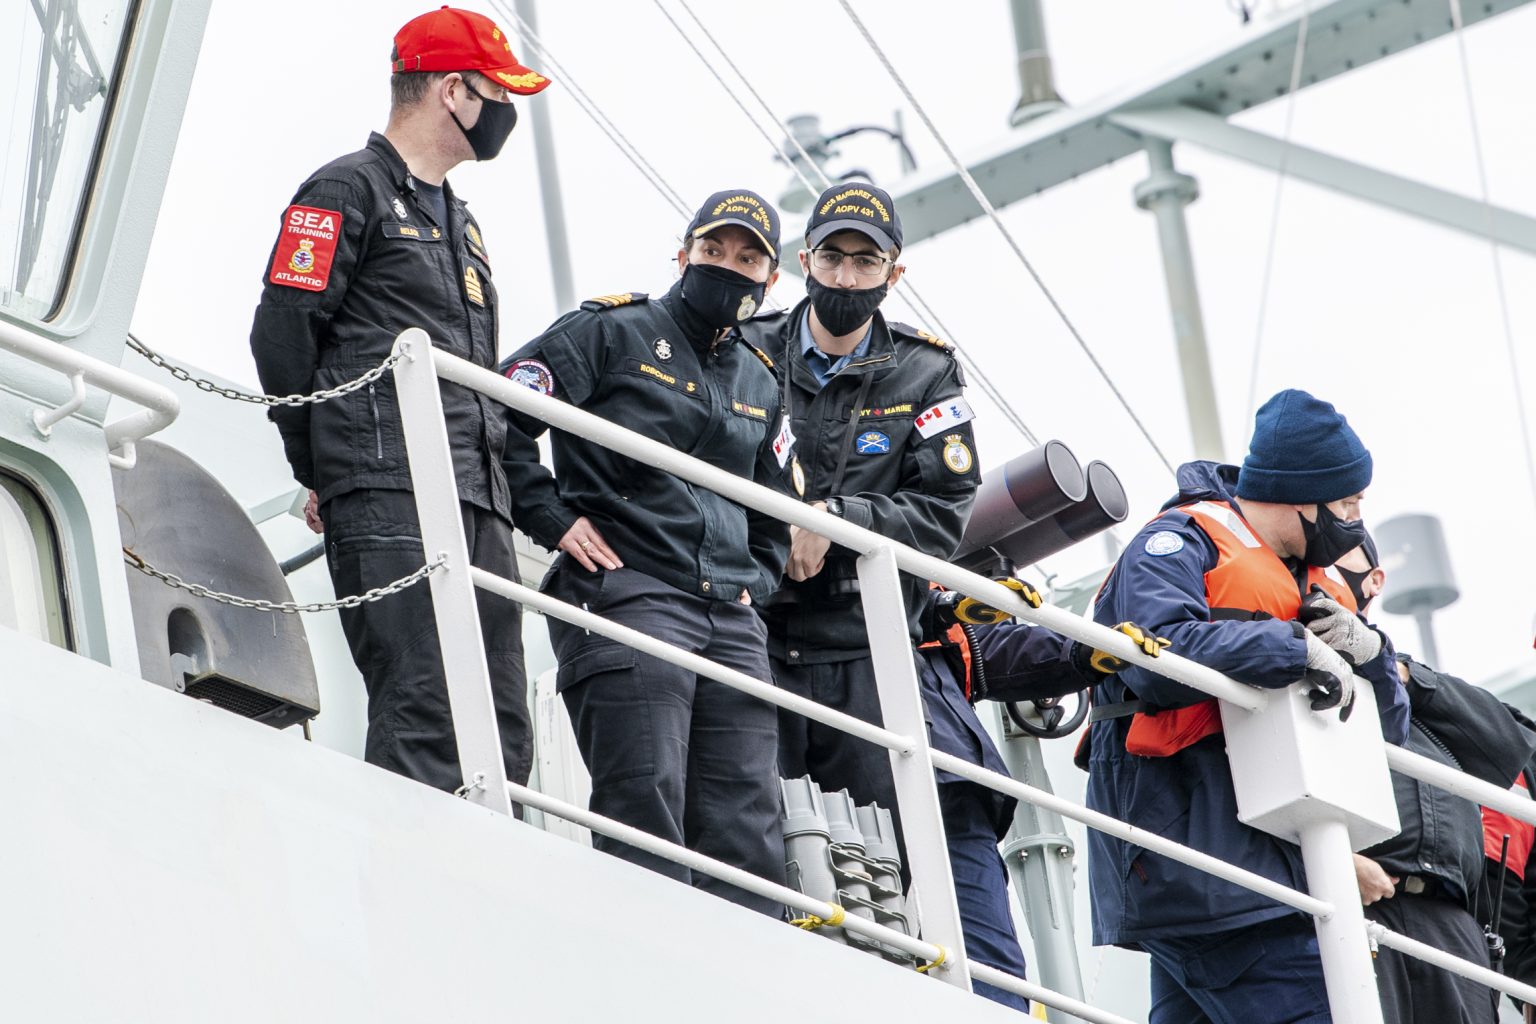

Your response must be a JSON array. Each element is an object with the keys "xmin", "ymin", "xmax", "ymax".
[
  {"xmin": 657, "ymin": 279, "xmax": 733, "ymax": 351},
  {"xmin": 782, "ymin": 297, "xmax": 895, "ymax": 392},
  {"xmin": 367, "ymin": 132, "xmax": 460, "ymax": 209}
]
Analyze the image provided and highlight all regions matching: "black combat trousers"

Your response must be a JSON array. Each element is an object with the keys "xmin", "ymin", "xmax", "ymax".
[
  {"xmin": 544, "ymin": 562, "xmax": 785, "ymax": 917},
  {"xmin": 1367, "ymin": 891, "xmax": 1496, "ymax": 1024},
  {"xmin": 323, "ymin": 488, "xmax": 530, "ymax": 795}
]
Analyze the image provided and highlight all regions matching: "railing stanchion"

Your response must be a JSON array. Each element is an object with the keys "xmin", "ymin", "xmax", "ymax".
[
  {"xmin": 855, "ymin": 544, "xmax": 970, "ymax": 991},
  {"xmin": 1299, "ymin": 817, "xmax": 1385, "ymax": 1023},
  {"xmin": 392, "ymin": 329, "xmax": 513, "ymax": 816}
]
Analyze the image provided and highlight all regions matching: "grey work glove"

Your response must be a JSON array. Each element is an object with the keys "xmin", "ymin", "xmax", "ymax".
[
  {"xmin": 1304, "ymin": 630, "xmax": 1357, "ymax": 721},
  {"xmin": 1300, "ymin": 587, "xmax": 1383, "ymax": 667}
]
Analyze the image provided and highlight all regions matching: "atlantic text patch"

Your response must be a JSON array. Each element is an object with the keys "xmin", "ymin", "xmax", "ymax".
[{"xmin": 269, "ymin": 205, "xmax": 342, "ymax": 292}]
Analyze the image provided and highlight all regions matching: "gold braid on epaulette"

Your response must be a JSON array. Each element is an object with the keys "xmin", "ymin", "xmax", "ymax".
[
  {"xmin": 580, "ymin": 292, "xmax": 646, "ymax": 311},
  {"xmin": 742, "ymin": 341, "xmax": 775, "ymax": 371},
  {"xmin": 895, "ymin": 325, "xmax": 955, "ymax": 353}
]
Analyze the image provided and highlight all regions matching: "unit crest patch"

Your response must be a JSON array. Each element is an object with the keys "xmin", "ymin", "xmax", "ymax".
[
  {"xmin": 856, "ymin": 430, "xmax": 891, "ymax": 455},
  {"xmin": 269, "ymin": 204, "xmax": 342, "ymax": 292},
  {"xmin": 941, "ymin": 434, "xmax": 973, "ymax": 475},
  {"xmin": 505, "ymin": 359, "xmax": 555, "ymax": 397},
  {"xmin": 791, "ymin": 457, "xmax": 806, "ymax": 497},
  {"xmin": 1144, "ymin": 531, "xmax": 1185, "ymax": 557}
]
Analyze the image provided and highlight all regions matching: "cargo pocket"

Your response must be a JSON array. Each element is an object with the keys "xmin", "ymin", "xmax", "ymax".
[
  {"xmin": 558, "ymin": 639, "xmax": 652, "ymax": 785},
  {"xmin": 1179, "ymin": 929, "xmax": 1267, "ymax": 993}
]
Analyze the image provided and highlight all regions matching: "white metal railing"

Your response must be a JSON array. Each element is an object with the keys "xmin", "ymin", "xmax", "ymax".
[
  {"xmin": 0, "ymin": 319, "xmax": 180, "ymax": 469},
  {"xmin": 388, "ymin": 328, "xmax": 1536, "ymax": 1021}
]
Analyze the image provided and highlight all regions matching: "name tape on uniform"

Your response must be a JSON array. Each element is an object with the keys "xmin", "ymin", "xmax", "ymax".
[
  {"xmin": 270, "ymin": 205, "xmax": 343, "ymax": 292},
  {"xmin": 914, "ymin": 396, "xmax": 975, "ymax": 440}
]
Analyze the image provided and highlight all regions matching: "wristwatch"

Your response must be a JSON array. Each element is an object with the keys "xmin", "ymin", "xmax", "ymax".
[{"xmin": 823, "ymin": 496, "xmax": 845, "ymax": 518}]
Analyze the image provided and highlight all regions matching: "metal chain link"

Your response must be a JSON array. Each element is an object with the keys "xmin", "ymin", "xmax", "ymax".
[
  {"xmin": 126, "ymin": 334, "xmax": 402, "ymax": 407},
  {"xmin": 123, "ymin": 547, "xmax": 445, "ymax": 614}
]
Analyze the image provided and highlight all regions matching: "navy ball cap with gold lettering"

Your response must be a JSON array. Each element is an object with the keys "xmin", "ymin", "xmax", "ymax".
[
  {"xmin": 805, "ymin": 181, "xmax": 903, "ymax": 254},
  {"xmin": 684, "ymin": 189, "xmax": 780, "ymax": 261}
]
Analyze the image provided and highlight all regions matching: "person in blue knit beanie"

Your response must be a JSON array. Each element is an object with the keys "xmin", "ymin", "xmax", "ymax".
[{"xmin": 1081, "ymin": 387, "xmax": 1411, "ymax": 1024}]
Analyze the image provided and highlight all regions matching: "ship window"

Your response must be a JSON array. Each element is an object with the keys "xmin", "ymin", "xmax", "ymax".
[
  {"xmin": 0, "ymin": 0, "xmax": 137, "ymax": 320},
  {"xmin": 0, "ymin": 471, "xmax": 72, "ymax": 649}
]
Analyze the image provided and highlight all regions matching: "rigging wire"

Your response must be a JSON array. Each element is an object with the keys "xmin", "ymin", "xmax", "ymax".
[
  {"xmin": 1447, "ymin": 0, "xmax": 1536, "ymax": 516},
  {"xmin": 1244, "ymin": 0, "xmax": 1311, "ymax": 425},
  {"xmin": 491, "ymin": 1, "xmax": 691, "ymax": 218},
  {"xmin": 653, "ymin": 0, "xmax": 1040, "ymax": 448},
  {"xmin": 833, "ymin": 0, "xmax": 1175, "ymax": 476}
]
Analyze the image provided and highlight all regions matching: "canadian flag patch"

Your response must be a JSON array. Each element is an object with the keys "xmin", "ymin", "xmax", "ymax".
[
  {"xmin": 913, "ymin": 396, "xmax": 975, "ymax": 439},
  {"xmin": 269, "ymin": 204, "xmax": 343, "ymax": 292}
]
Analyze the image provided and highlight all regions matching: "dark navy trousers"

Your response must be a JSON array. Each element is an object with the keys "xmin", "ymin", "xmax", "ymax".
[
  {"xmin": 1143, "ymin": 914, "xmax": 1331, "ymax": 1024},
  {"xmin": 942, "ymin": 781, "xmax": 1031, "ymax": 1013},
  {"xmin": 545, "ymin": 562, "xmax": 785, "ymax": 917},
  {"xmin": 323, "ymin": 488, "xmax": 530, "ymax": 795}
]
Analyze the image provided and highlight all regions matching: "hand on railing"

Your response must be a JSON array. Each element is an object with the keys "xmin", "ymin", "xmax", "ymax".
[
  {"xmin": 1300, "ymin": 585, "xmax": 1383, "ymax": 667},
  {"xmin": 935, "ymin": 577, "xmax": 1043, "ymax": 627},
  {"xmin": 1304, "ymin": 632, "xmax": 1356, "ymax": 721},
  {"xmin": 1075, "ymin": 621, "xmax": 1171, "ymax": 676},
  {"xmin": 786, "ymin": 502, "xmax": 834, "ymax": 581},
  {"xmin": 559, "ymin": 517, "xmax": 623, "ymax": 572}
]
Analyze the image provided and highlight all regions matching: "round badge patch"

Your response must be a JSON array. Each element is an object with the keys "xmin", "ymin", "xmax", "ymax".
[
  {"xmin": 505, "ymin": 358, "xmax": 555, "ymax": 397},
  {"xmin": 1144, "ymin": 530, "xmax": 1185, "ymax": 557},
  {"xmin": 653, "ymin": 338, "xmax": 674, "ymax": 362},
  {"xmin": 942, "ymin": 436, "xmax": 973, "ymax": 475},
  {"xmin": 791, "ymin": 457, "xmax": 806, "ymax": 497},
  {"xmin": 736, "ymin": 295, "xmax": 758, "ymax": 321}
]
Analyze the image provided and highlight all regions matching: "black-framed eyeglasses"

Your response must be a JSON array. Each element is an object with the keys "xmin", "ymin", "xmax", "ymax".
[{"xmin": 809, "ymin": 247, "xmax": 893, "ymax": 277}]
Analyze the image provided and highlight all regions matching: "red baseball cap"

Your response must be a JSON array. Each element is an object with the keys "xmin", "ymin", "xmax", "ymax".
[{"xmin": 393, "ymin": 6, "xmax": 551, "ymax": 96}]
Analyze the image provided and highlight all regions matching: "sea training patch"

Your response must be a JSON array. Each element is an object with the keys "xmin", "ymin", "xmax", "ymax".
[
  {"xmin": 1144, "ymin": 531, "xmax": 1185, "ymax": 557},
  {"xmin": 914, "ymin": 396, "xmax": 975, "ymax": 440},
  {"xmin": 505, "ymin": 359, "xmax": 554, "ymax": 397},
  {"xmin": 856, "ymin": 430, "xmax": 891, "ymax": 455},
  {"xmin": 269, "ymin": 205, "xmax": 342, "ymax": 292},
  {"xmin": 941, "ymin": 434, "xmax": 973, "ymax": 474}
]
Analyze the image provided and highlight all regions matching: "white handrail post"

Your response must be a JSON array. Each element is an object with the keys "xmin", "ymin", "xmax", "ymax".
[
  {"xmin": 1299, "ymin": 817, "xmax": 1386, "ymax": 1021},
  {"xmin": 855, "ymin": 544, "xmax": 970, "ymax": 991},
  {"xmin": 391, "ymin": 329, "xmax": 514, "ymax": 816}
]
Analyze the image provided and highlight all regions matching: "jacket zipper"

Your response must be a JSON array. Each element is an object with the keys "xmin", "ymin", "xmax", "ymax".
[{"xmin": 368, "ymin": 383, "xmax": 383, "ymax": 459}]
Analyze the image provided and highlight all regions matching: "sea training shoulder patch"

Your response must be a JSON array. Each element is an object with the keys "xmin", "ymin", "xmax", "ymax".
[
  {"xmin": 505, "ymin": 358, "xmax": 555, "ymax": 397},
  {"xmin": 580, "ymin": 292, "xmax": 647, "ymax": 312},
  {"xmin": 269, "ymin": 204, "xmax": 343, "ymax": 292}
]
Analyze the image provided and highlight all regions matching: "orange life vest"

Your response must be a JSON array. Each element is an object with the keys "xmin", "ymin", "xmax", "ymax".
[
  {"xmin": 1480, "ymin": 771, "xmax": 1536, "ymax": 878},
  {"xmin": 918, "ymin": 583, "xmax": 975, "ymax": 698},
  {"xmin": 1123, "ymin": 500, "xmax": 1357, "ymax": 757}
]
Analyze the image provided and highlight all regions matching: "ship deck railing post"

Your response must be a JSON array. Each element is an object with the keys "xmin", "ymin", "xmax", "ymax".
[{"xmin": 391, "ymin": 328, "xmax": 514, "ymax": 816}]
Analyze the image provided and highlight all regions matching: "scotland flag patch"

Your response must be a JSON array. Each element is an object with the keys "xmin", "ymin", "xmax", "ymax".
[
  {"xmin": 856, "ymin": 430, "xmax": 891, "ymax": 455},
  {"xmin": 1144, "ymin": 530, "xmax": 1185, "ymax": 557}
]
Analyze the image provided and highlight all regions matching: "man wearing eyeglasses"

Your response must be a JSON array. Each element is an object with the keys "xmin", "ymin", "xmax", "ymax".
[{"xmin": 742, "ymin": 183, "xmax": 1019, "ymax": 1005}]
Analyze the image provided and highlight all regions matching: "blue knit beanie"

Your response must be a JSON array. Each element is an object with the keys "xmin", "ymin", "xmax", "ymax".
[{"xmin": 1235, "ymin": 389, "xmax": 1372, "ymax": 504}]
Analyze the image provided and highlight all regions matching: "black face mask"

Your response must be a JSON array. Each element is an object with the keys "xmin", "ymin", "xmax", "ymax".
[
  {"xmin": 452, "ymin": 86, "xmax": 518, "ymax": 161},
  {"xmin": 679, "ymin": 263, "xmax": 766, "ymax": 329},
  {"xmin": 1298, "ymin": 503, "xmax": 1368, "ymax": 568},
  {"xmin": 806, "ymin": 275, "xmax": 888, "ymax": 337},
  {"xmin": 1335, "ymin": 564, "xmax": 1374, "ymax": 611}
]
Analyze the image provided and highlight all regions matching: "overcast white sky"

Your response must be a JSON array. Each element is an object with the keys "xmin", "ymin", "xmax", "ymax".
[{"xmin": 130, "ymin": 0, "xmax": 1536, "ymax": 688}]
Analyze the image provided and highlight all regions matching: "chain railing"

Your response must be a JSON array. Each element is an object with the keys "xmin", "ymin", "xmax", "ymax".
[
  {"xmin": 126, "ymin": 333, "xmax": 402, "ymax": 407},
  {"xmin": 122, "ymin": 547, "xmax": 445, "ymax": 613}
]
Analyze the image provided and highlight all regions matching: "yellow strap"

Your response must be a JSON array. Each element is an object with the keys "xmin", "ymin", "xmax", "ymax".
[
  {"xmin": 790, "ymin": 904, "xmax": 847, "ymax": 930},
  {"xmin": 916, "ymin": 944, "xmax": 948, "ymax": 973}
]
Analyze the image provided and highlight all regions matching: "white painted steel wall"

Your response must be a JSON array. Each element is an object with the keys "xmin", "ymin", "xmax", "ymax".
[{"xmin": 0, "ymin": 629, "xmax": 1019, "ymax": 1024}]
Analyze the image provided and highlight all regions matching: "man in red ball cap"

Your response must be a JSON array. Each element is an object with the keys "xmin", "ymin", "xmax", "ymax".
[{"xmin": 248, "ymin": 8, "xmax": 549, "ymax": 797}]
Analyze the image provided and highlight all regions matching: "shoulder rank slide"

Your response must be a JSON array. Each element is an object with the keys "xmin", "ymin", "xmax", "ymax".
[
  {"xmin": 889, "ymin": 320, "xmax": 955, "ymax": 354},
  {"xmin": 741, "ymin": 339, "xmax": 776, "ymax": 372},
  {"xmin": 580, "ymin": 292, "xmax": 647, "ymax": 312}
]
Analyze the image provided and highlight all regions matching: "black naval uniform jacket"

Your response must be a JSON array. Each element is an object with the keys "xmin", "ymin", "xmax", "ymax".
[
  {"xmin": 739, "ymin": 299, "xmax": 981, "ymax": 663},
  {"xmin": 249, "ymin": 132, "xmax": 518, "ymax": 518},
  {"xmin": 498, "ymin": 284, "xmax": 791, "ymax": 604}
]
